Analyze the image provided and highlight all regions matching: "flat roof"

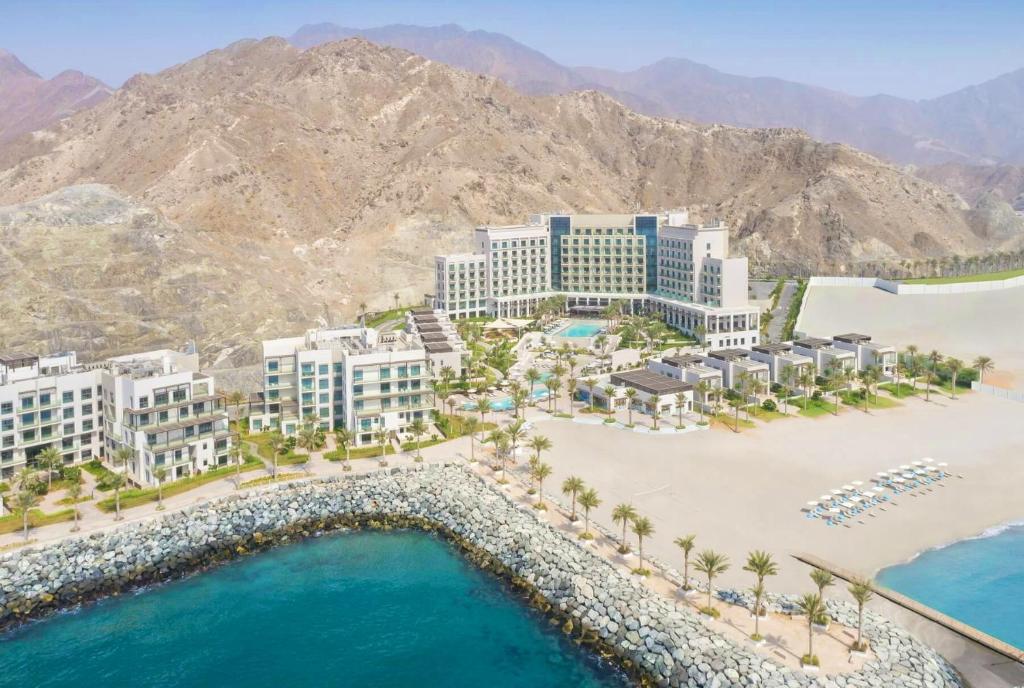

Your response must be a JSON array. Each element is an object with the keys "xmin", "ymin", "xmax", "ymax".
[
  {"xmin": 752, "ymin": 343, "xmax": 793, "ymax": 354},
  {"xmin": 662, "ymin": 354, "xmax": 704, "ymax": 367},
  {"xmin": 417, "ymin": 324, "xmax": 443, "ymax": 333},
  {"xmin": 410, "ymin": 306, "xmax": 435, "ymax": 314},
  {"xmin": 610, "ymin": 369, "xmax": 692, "ymax": 396},
  {"xmin": 794, "ymin": 337, "xmax": 833, "ymax": 349},
  {"xmin": 419, "ymin": 331, "xmax": 449, "ymax": 342},
  {"xmin": 0, "ymin": 352, "xmax": 38, "ymax": 367},
  {"xmin": 708, "ymin": 348, "xmax": 751, "ymax": 361},
  {"xmin": 423, "ymin": 341, "xmax": 455, "ymax": 353},
  {"xmin": 833, "ymin": 333, "xmax": 872, "ymax": 344}
]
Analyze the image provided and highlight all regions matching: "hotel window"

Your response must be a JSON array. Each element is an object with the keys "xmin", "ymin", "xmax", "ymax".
[
  {"xmin": 22, "ymin": 429, "xmax": 36, "ymax": 442},
  {"xmin": 62, "ymin": 391, "xmax": 74, "ymax": 404},
  {"xmin": 0, "ymin": 402, "xmax": 11, "ymax": 415},
  {"xmin": 21, "ymin": 412, "xmax": 35, "ymax": 425},
  {"xmin": 353, "ymin": 370, "xmax": 363, "ymax": 381},
  {"xmin": 63, "ymin": 407, "xmax": 74, "ymax": 420},
  {"xmin": 81, "ymin": 388, "xmax": 92, "ymax": 400},
  {"xmin": 267, "ymin": 360, "xmax": 279, "ymax": 372},
  {"xmin": 81, "ymin": 403, "xmax": 93, "ymax": 415},
  {"xmin": 380, "ymin": 367, "xmax": 391, "ymax": 380},
  {"xmin": 1, "ymin": 419, "xmax": 11, "ymax": 431},
  {"xmin": 21, "ymin": 397, "xmax": 34, "ymax": 410},
  {"xmin": 319, "ymin": 364, "xmax": 329, "ymax": 375},
  {"xmin": 301, "ymin": 363, "xmax": 314, "ymax": 376}
]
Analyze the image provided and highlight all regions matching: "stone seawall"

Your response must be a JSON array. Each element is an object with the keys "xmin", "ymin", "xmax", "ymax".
[{"xmin": 0, "ymin": 465, "xmax": 963, "ymax": 687}]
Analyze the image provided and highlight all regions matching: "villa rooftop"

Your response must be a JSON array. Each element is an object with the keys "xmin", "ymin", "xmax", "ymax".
[
  {"xmin": 423, "ymin": 341, "xmax": 455, "ymax": 354},
  {"xmin": 0, "ymin": 352, "xmax": 38, "ymax": 368},
  {"xmin": 662, "ymin": 354, "xmax": 705, "ymax": 367},
  {"xmin": 419, "ymin": 331, "xmax": 449, "ymax": 342},
  {"xmin": 708, "ymin": 348, "xmax": 751, "ymax": 361},
  {"xmin": 793, "ymin": 337, "xmax": 834, "ymax": 349},
  {"xmin": 752, "ymin": 343, "xmax": 793, "ymax": 354},
  {"xmin": 610, "ymin": 369, "xmax": 692, "ymax": 396},
  {"xmin": 833, "ymin": 333, "xmax": 872, "ymax": 344}
]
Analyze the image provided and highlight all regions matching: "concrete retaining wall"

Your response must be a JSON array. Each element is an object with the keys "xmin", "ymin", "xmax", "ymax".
[{"xmin": 807, "ymin": 275, "xmax": 1024, "ymax": 295}]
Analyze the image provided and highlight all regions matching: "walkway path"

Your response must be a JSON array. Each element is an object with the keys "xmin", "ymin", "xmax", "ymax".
[{"xmin": 766, "ymin": 280, "xmax": 797, "ymax": 343}]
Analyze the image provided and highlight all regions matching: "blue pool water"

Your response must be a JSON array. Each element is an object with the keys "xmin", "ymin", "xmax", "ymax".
[
  {"xmin": 0, "ymin": 531, "xmax": 624, "ymax": 687},
  {"xmin": 558, "ymin": 322, "xmax": 603, "ymax": 338},
  {"xmin": 462, "ymin": 387, "xmax": 548, "ymax": 412},
  {"xmin": 877, "ymin": 522, "xmax": 1024, "ymax": 650}
]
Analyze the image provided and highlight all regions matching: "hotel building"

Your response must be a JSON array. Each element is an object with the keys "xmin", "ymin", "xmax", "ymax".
[
  {"xmin": 250, "ymin": 326, "xmax": 432, "ymax": 446},
  {"xmin": 434, "ymin": 212, "xmax": 760, "ymax": 348},
  {"xmin": 0, "ymin": 347, "xmax": 231, "ymax": 486}
]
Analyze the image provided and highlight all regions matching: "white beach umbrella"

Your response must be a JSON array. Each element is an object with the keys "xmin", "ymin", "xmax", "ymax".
[
  {"xmin": 875, "ymin": 472, "xmax": 889, "ymax": 478},
  {"xmin": 806, "ymin": 501, "xmax": 819, "ymax": 507},
  {"xmin": 831, "ymin": 489, "xmax": 844, "ymax": 495},
  {"xmin": 820, "ymin": 495, "xmax": 833, "ymax": 502},
  {"xmin": 829, "ymin": 507, "xmax": 842, "ymax": 514},
  {"xmin": 872, "ymin": 487, "xmax": 886, "ymax": 494},
  {"xmin": 912, "ymin": 461, "xmax": 924, "ymax": 466},
  {"xmin": 842, "ymin": 484, "xmax": 855, "ymax": 491},
  {"xmin": 899, "ymin": 464, "xmax": 912, "ymax": 470},
  {"xmin": 893, "ymin": 477, "xmax": 906, "ymax": 483},
  {"xmin": 850, "ymin": 495, "xmax": 862, "ymax": 502},
  {"xmin": 923, "ymin": 458, "xmax": 934, "ymax": 463},
  {"xmin": 852, "ymin": 480, "xmax": 864, "ymax": 486},
  {"xmin": 938, "ymin": 462, "xmax": 949, "ymax": 467}
]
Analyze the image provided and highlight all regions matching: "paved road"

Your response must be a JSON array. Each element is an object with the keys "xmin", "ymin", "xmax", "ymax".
[{"xmin": 766, "ymin": 281, "xmax": 797, "ymax": 342}]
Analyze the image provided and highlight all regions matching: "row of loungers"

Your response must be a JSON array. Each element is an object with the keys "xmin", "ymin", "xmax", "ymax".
[{"xmin": 802, "ymin": 459, "xmax": 951, "ymax": 527}]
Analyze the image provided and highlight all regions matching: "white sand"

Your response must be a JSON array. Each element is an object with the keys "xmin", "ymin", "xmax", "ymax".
[{"xmin": 798, "ymin": 284, "xmax": 1024, "ymax": 390}]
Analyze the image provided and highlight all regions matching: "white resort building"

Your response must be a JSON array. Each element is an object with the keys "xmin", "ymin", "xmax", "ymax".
[
  {"xmin": 791, "ymin": 337, "xmax": 858, "ymax": 375},
  {"xmin": 0, "ymin": 347, "xmax": 232, "ymax": 486},
  {"xmin": 433, "ymin": 211, "xmax": 760, "ymax": 348},
  {"xmin": 831, "ymin": 333, "xmax": 897, "ymax": 377},
  {"xmin": 749, "ymin": 343, "xmax": 816, "ymax": 385},
  {"xmin": 250, "ymin": 326, "xmax": 433, "ymax": 446}
]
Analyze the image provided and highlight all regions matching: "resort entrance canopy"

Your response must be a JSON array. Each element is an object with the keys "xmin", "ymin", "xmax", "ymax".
[{"xmin": 483, "ymin": 318, "xmax": 533, "ymax": 332}]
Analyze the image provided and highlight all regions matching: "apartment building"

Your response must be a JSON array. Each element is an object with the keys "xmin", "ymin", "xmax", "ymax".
[
  {"xmin": 0, "ymin": 351, "xmax": 104, "ymax": 480},
  {"xmin": 831, "ymin": 333, "xmax": 897, "ymax": 377},
  {"xmin": 251, "ymin": 326, "xmax": 432, "ymax": 446},
  {"xmin": 1, "ymin": 347, "xmax": 231, "ymax": 487},
  {"xmin": 102, "ymin": 350, "xmax": 231, "ymax": 486},
  {"xmin": 434, "ymin": 211, "xmax": 760, "ymax": 347}
]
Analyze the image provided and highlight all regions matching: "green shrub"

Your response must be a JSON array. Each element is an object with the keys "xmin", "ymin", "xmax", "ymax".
[{"xmin": 761, "ymin": 399, "xmax": 777, "ymax": 412}]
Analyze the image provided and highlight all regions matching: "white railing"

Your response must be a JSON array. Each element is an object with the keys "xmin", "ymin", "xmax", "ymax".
[
  {"xmin": 807, "ymin": 275, "xmax": 1024, "ymax": 295},
  {"xmin": 972, "ymin": 381, "xmax": 1024, "ymax": 403}
]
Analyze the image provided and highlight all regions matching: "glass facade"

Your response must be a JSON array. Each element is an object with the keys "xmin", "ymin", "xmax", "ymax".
[
  {"xmin": 548, "ymin": 215, "xmax": 570, "ymax": 290},
  {"xmin": 635, "ymin": 215, "xmax": 659, "ymax": 293}
]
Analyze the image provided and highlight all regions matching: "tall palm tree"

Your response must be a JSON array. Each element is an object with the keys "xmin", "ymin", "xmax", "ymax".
[
  {"xmin": 674, "ymin": 392, "xmax": 688, "ymax": 427},
  {"xmin": 673, "ymin": 534, "xmax": 696, "ymax": 590},
  {"xmin": 631, "ymin": 516, "xmax": 654, "ymax": 572},
  {"xmin": 566, "ymin": 378, "xmax": 578, "ymax": 417},
  {"xmin": 926, "ymin": 350, "xmax": 942, "ymax": 401},
  {"xmin": 810, "ymin": 567, "xmax": 834, "ymax": 624},
  {"xmin": 505, "ymin": 419, "xmax": 526, "ymax": 462},
  {"xmin": 650, "ymin": 401, "xmax": 661, "ymax": 430},
  {"xmin": 584, "ymin": 377, "xmax": 598, "ymax": 412},
  {"xmin": 694, "ymin": 550, "xmax": 730, "ymax": 614},
  {"xmin": 111, "ymin": 446, "xmax": 133, "ymax": 520},
  {"xmin": 473, "ymin": 395, "xmax": 492, "ymax": 425},
  {"xmin": 227, "ymin": 390, "xmax": 247, "ymax": 425},
  {"xmin": 375, "ymin": 429, "xmax": 390, "ymax": 462},
  {"xmin": 269, "ymin": 433, "xmax": 284, "ymax": 478},
  {"xmin": 848, "ymin": 578, "xmax": 874, "ymax": 652},
  {"xmin": 578, "ymin": 488, "xmax": 601, "ymax": 538},
  {"xmin": 510, "ymin": 387, "xmax": 528, "ymax": 418},
  {"xmin": 743, "ymin": 551, "xmax": 778, "ymax": 639},
  {"xmin": 737, "ymin": 372, "xmax": 753, "ymax": 419},
  {"xmin": 15, "ymin": 490, "xmax": 35, "ymax": 541},
  {"xmin": 545, "ymin": 377, "xmax": 562, "ymax": 413},
  {"xmin": 531, "ymin": 461, "xmax": 552, "ymax": 507},
  {"xmin": 109, "ymin": 473, "xmax": 126, "ymax": 521},
  {"xmin": 154, "ymin": 466, "xmax": 168, "ymax": 510},
  {"xmin": 228, "ymin": 443, "xmax": 244, "ymax": 488},
  {"xmin": 528, "ymin": 434, "xmax": 552, "ymax": 466},
  {"xmin": 525, "ymin": 368, "xmax": 541, "ymax": 403},
  {"xmin": 37, "ymin": 446, "xmax": 61, "ymax": 490},
  {"xmin": 487, "ymin": 429, "xmax": 510, "ymax": 479},
  {"xmin": 612, "ymin": 503, "xmax": 638, "ymax": 553},
  {"xmin": 779, "ymin": 365, "xmax": 796, "ymax": 414},
  {"xmin": 973, "ymin": 356, "xmax": 994, "ymax": 384},
  {"xmin": 334, "ymin": 427, "xmax": 352, "ymax": 464},
  {"xmin": 409, "ymin": 417, "xmax": 427, "ymax": 461},
  {"xmin": 946, "ymin": 357, "xmax": 964, "ymax": 399},
  {"xmin": 602, "ymin": 385, "xmax": 617, "ymax": 413},
  {"xmin": 624, "ymin": 387, "xmax": 638, "ymax": 425},
  {"xmin": 904, "ymin": 344, "xmax": 919, "ymax": 390},
  {"xmin": 694, "ymin": 380, "xmax": 710, "ymax": 422},
  {"xmin": 463, "ymin": 416, "xmax": 480, "ymax": 462},
  {"xmin": 561, "ymin": 476, "xmax": 585, "ymax": 521},
  {"xmin": 796, "ymin": 593, "xmax": 826, "ymax": 664},
  {"xmin": 67, "ymin": 480, "xmax": 82, "ymax": 531},
  {"xmin": 798, "ymin": 368, "xmax": 815, "ymax": 410}
]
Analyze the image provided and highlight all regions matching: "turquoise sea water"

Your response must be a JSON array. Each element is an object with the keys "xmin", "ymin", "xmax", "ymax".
[
  {"xmin": 558, "ymin": 322, "xmax": 603, "ymax": 338},
  {"xmin": 877, "ymin": 522, "xmax": 1024, "ymax": 651},
  {"xmin": 0, "ymin": 531, "xmax": 625, "ymax": 687}
]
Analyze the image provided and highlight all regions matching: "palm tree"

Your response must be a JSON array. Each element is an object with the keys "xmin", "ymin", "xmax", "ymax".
[
  {"xmin": 505, "ymin": 419, "xmax": 526, "ymax": 461},
  {"xmin": 409, "ymin": 417, "xmax": 427, "ymax": 461},
  {"xmin": 335, "ymin": 427, "xmax": 352, "ymax": 465},
  {"xmin": 578, "ymin": 488, "xmax": 601, "ymax": 538},
  {"xmin": 545, "ymin": 377, "xmax": 562, "ymax": 413},
  {"xmin": 463, "ymin": 416, "xmax": 479, "ymax": 462},
  {"xmin": 297, "ymin": 421, "xmax": 325, "ymax": 455},
  {"xmin": 810, "ymin": 567, "xmax": 834, "ymax": 624},
  {"xmin": 602, "ymin": 385, "xmax": 616, "ymax": 413},
  {"xmin": 905, "ymin": 344, "xmax": 919, "ymax": 390},
  {"xmin": 531, "ymin": 461, "xmax": 552, "ymax": 507},
  {"xmin": 154, "ymin": 466, "xmax": 168, "ymax": 510},
  {"xmin": 566, "ymin": 378, "xmax": 578, "ymax": 417},
  {"xmin": 528, "ymin": 434, "xmax": 552, "ymax": 466},
  {"xmin": 15, "ymin": 490, "xmax": 35, "ymax": 541},
  {"xmin": 973, "ymin": 355, "xmax": 994, "ymax": 384},
  {"xmin": 487, "ymin": 429, "xmax": 509, "ymax": 479},
  {"xmin": 358, "ymin": 301, "xmax": 368, "ymax": 325},
  {"xmin": 111, "ymin": 446, "xmax": 133, "ymax": 519},
  {"xmin": 631, "ymin": 516, "xmax": 654, "ymax": 572},
  {"xmin": 926, "ymin": 350, "xmax": 942, "ymax": 401},
  {"xmin": 694, "ymin": 550, "xmax": 730, "ymax": 614},
  {"xmin": 798, "ymin": 368, "xmax": 815, "ymax": 410},
  {"xmin": 779, "ymin": 365, "xmax": 796, "ymax": 414},
  {"xmin": 674, "ymin": 392, "xmax": 688, "ymax": 427},
  {"xmin": 375, "ymin": 429, "xmax": 390, "ymax": 463},
  {"xmin": 826, "ymin": 366, "xmax": 844, "ymax": 415},
  {"xmin": 37, "ymin": 446, "xmax": 61, "ymax": 490},
  {"xmin": 510, "ymin": 387, "xmax": 528, "ymax": 418},
  {"xmin": 796, "ymin": 593, "xmax": 826, "ymax": 665},
  {"xmin": 229, "ymin": 443, "xmax": 243, "ymax": 488},
  {"xmin": 624, "ymin": 387, "xmax": 638, "ymax": 425},
  {"xmin": 269, "ymin": 432, "xmax": 284, "ymax": 478},
  {"xmin": 848, "ymin": 578, "xmax": 874, "ymax": 652},
  {"xmin": 694, "ymin": 324, "xmax": 707, "ymax": 350},
  {"xmin": 562, "ymin": 476, "xmax": 585, "ymax": 521},
  {"xmin": 67, "ymin": 480, "xmax": 82, "ymax": 531},
  {"xmin": 737, "ymin": 372, "xmax": 753, "ymax": 419},
  {"xmin": 694, "ymin": 380, "xmax": 709, "ymax": 423},
  {"xmin": 109, "ymin": 472, "xmax": 126, "ymax": 521},
  {"xmin": 582, "ymin": 377, "xmax": 598, "ymax": 413},
  {"xmin": 227, "ymin": 390, "xmax": 247, "ymax": 425},
  {"xmin": 673, "ymin": 534, "xmax": 697, "ymax": 590},
  {"xmin": 743, "ymin": 551, "xmax": 778, "ymax": 639},
  {"xmin": 473, "ymin": 395, "xmax": 492, "ymax": 425},
  {"xmin": 612, "ymin": 503, "xmax": 637, "ymax": 553},
  {"xmin": 525, "ymin": 368, "xmax": 541, "ymax": 403},
  {"xmin": 946, "ymin": 357, "xmax": 964, "ymax": 399}
]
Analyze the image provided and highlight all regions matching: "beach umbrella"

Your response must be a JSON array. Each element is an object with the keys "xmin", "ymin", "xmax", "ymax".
[
  {"xmin": 875, "ymin": 472, "xmax": 888, "ymax": 478},
  {"xmin": 806, "ymin": 501, "xmax": 819, "ymax": 507},
  {"xmin": 923, "ymin": 458, "xmax": 934, "ymax": 463},
  {"xmin": 831, "ymin": 489, "xmax": 844, "ymax": 495},
  {"xmin": 820, "ymin": 495, "xmax": 833, "ymax": 502},
  {"xmin": 899, "ymin": 464, "xmax": 911, "ymax": 470},
  {"xmin": 852, "ymin": 480, "xmax": 864, "ymax": 486},
  {"xmin": 893, "ymin": 476, "xmax": 905, "ymax": 483},
  {"xmin": 842, "ymin": 484, "xmax": 855, "ymax": 491},
  {"xmin": 872, "ymin": 487, "xmax": 886, "ymax": 493},
  {"xmin": 938, "ymin": 462, "xmax": 949, "ymax": 467},
  {"xmin": 912, "ymin": 461, "xmax": 923, "ymax": 466},
  {"xmin": 829, "ymin": 507, "xmax": 842, "ymax": 514},
  {"xmin": 850, "ymin": 495, "xmax": 862, "ymax": 502}
]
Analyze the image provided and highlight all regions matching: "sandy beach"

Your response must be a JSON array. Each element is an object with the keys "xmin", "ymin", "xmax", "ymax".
[{"xmin": 798, "ymin": 284, "xmax": 1024, "ymax": 390}]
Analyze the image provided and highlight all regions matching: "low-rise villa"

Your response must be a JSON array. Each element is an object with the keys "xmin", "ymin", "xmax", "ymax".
[
  {"xmin": 702, "ymin": 348, "xmax": 770, "ymax": 390},
  {"xmin": 647, "ymin": 354, "xmax": 723, "ymax": 407},
  {"xmin": 832, "ymin": 333, "xmax": 897, "ymax": 377},
  {"xmin": 792, "ymin": 337, "xmax": 858, "ymax": 374},
  {"xmin": 581, "ymin": 368, "xmax": 694, "ymax": 417},
  {"xmin": 749, "ymin": 343, "xmax": 815, "ymax": 384}
]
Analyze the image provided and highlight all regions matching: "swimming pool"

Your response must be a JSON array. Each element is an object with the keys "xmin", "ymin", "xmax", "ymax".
[
  {"xmin": 556, "ymin": 322, "xmax": 604, "ymax": 338},
  {"xmin": 462, "ymin": 387, "xmax": 549, "ymax": 412}
]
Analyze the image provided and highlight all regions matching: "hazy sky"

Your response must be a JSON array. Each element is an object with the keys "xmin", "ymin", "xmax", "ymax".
[{"xmin": 2, "ymin": 0, "xmax": 1022, "ymax": 99}]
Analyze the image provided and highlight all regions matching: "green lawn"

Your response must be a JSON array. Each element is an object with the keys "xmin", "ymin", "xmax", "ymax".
[
  {"xmin": 324, "ymin": 444, "xmax": 396, "ymax": 461},
  {"xmin": 797, "ymin": 398, "xmax": 842, "ymax": 418},
  {"xmin": 82, "ymin": 460, "xmax": 121, "ymax": 491},
  {"xmin": 245, "ymin": 433, "xmax": 306, "ymax": 464},
  {"xmin": 95, "ymin": 457, "xmax": 263, "ymax": 512},
  {"xmin": 879, "ymin": 382, "xmax": 920, "ymax": 398},
  {"xmin": 712, "ymin": 413, "xmax": 756, "ymax": 430},
  {"xmin": 401, "ymin": 438, "xmax": 446, "ymax": 452},
  {"xmin": 752, "ymin": 409, "xmax": 791, "ymax": 422},
  {"xmin": 903, "ymin": 268, "xmax": 1024, "ymax": 285},
  {"xmin": 839, "ymin": 390, "xmax": 901, "ymax": 410},
  {"xmin": 0, "ymin": 508, "xmax": 76, "ymax": 535},
  {"xmin": 240, "ymin": 473, "xmax": 305, "ymax": 489},
  {"xmin": 365, "ymin": 307, "xmax": 410, "ymax": 328}
]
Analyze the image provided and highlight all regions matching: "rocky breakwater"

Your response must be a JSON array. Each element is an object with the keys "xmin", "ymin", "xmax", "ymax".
[{"xmin": 0, "ymin": 464, "xmax": 963, "ymax": 687}]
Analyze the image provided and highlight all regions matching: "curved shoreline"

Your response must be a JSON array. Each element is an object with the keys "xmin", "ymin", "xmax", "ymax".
[
  {"xmin": 0, "ymin": 465, "xmax": 965, "ymax": 687},
  {"xmin": 873, "ymin": 517, "xmax": 1024, "ymax": 575}
]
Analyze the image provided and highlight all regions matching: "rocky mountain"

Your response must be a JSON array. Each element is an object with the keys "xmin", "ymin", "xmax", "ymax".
[
  {"xmin": 289, "ymin": 24, "xmax": 1024, "ymax": 166},
  {"xmin": 0, "ymin": 49, "xmax": 111, "ymax": 142},
  {"xmin": 0, "ymin": 38, "xmax": 1016, "ymax": 361},
  {"xmin": 916, "ymin": 163, "xmax": 1024, "ymax": 210}
]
